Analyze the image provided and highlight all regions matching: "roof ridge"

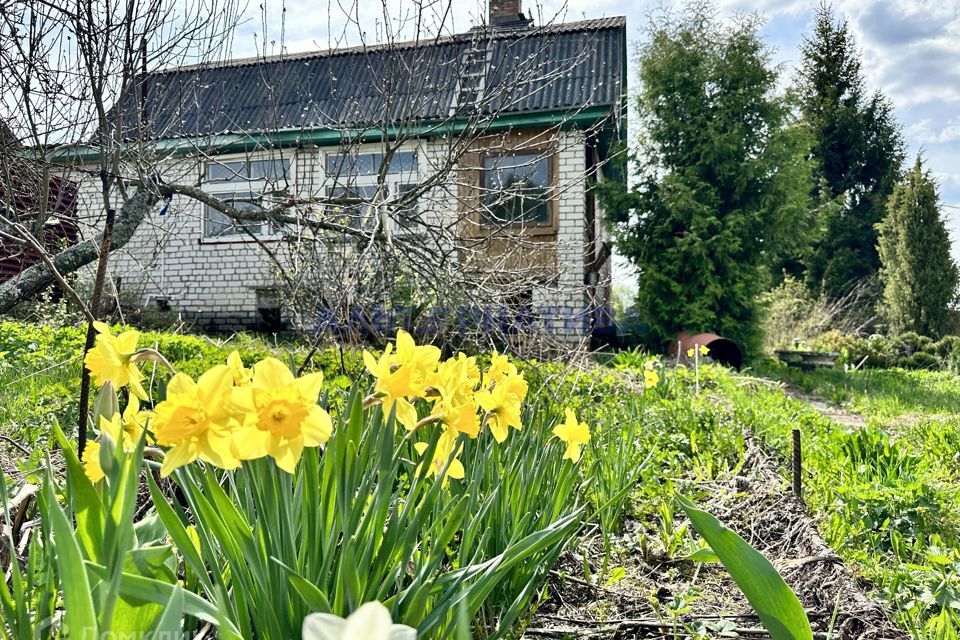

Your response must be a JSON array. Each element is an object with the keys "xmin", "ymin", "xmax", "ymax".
[{"xmin": 151, "ymin": 16, "xmax": 625, "ymax": 75}]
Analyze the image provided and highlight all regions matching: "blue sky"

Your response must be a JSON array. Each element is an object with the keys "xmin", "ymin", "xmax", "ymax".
[{"xmin": 233, "ymin": 0, "xmax": 960, "ymax": 278}]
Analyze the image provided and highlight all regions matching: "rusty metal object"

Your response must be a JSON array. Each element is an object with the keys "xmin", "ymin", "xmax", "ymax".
[{"xmin": 668, "ymin": 332, "xmax": 744, "ymax": 369}]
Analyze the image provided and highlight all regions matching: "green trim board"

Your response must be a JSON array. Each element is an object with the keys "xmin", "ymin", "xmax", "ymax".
[{"xmin": 53, "ymin": 106, "xmax": 618, "ymax": 163}]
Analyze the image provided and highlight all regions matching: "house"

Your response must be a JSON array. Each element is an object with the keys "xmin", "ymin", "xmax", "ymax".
[
  {"xmin": 0, "ymin": 121, "xmax": 80, "ymax": 285},
  {"xmin": 72, "ymin": 1, "xmax": 626, "ymax": 340}
]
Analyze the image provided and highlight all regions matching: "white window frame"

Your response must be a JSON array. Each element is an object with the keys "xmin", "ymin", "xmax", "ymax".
[
  {"xmin": 201, "ymin": 153, "xmax": 294, "ymax": 242},
  {"xmin": 322, "ymin": 148, "xmax": 421, "ymax": 235}
]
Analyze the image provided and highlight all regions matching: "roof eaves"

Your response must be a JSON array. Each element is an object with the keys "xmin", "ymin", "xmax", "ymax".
[{"xmin": 54, "ymin": 104, "xmax": 619, "ymax": 162}]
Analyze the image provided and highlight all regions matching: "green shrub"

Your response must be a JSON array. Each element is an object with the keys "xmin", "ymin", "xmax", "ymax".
[
  {"xmin": 809, "ymin": 331, "xmax": 894, "ymax": 368},
  {"xmin": 901, "ymin": 351, "xmax": 941, "ymax": 370},
  {"xmin": 933, "ymin": 335, "xmax": 960, "ymax": 359},
  {"xmin": 806, "ymin": 329, "xmax": 960, "ymax": 371}
]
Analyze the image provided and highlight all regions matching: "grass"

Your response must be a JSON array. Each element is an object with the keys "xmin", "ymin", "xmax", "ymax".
[
  {"xmin": 747, "ymin": 360, "xmax": 960, "ymax": 637},
  {"xmin": 0, "ymin": 321, "xmax": 359, "ymax": 458},
  {"xmin": 6, "ymin": 321, "xmax": 960, "ymax": 637},
  {"xmin": 755, "ymin": 359, "xmax": 960, "ymax": 419}
]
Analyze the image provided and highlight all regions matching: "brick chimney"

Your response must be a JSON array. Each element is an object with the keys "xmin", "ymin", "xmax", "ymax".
[{"xmin": 489, "ymin": 0, "xmax": 533, "ymax": 28}]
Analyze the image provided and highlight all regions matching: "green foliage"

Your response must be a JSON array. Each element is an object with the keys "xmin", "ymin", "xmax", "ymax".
[
  {"xmin": 678, "ymin": 496, "xmax": 813, "ymax": 640},
  {"xmin": 801, "ymin": 330, "xmax": 960, "ymax": 372},
  {"xmin": 724, "ymin": 367, "xmax": 960, "ymax": 637},
  {"xmin": 0, "ymin": 320, "xmax": 357, "ymax": 456},
  {"xmin": 157, "ymin": 387, "xmax": 583, "ymax": 639},
  {"xmin": 602, "ymin": 3, "xmax": 815, "ymax": 354},
  {"xmin": 759, "ymin": 275, "xmax": 878, "ymax": 354},
  {"xmin": 0, "ymin": 325, "xmax": 818, "ymax": 637},
  {"xmin": 877, "ymin": 156, "xmax": 959, "ymax": 337},
  {"xmin": 798, "ymin": 4, "xmax": 905, "ymax": 297}
]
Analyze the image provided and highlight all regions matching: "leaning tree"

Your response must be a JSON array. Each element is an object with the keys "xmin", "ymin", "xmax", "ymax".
[
  {"xmin": 0, "ymin": 0, "xmax": 618, "ymax": 353},
  {"xmin": 0, "ymin": 0, "xmax": 622, "ymax": 454}
]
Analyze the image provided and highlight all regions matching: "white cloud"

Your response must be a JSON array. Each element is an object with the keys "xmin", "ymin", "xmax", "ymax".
[
  {"xmin": 841, "ymin": 1, "xmax": 960, "ymax": 107},
  {"xmin": 907, "ymin": 118, "xmax": 960, "ymax": 144}
]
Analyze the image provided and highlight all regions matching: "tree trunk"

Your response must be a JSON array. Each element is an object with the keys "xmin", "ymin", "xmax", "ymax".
[{"xmin": 0, "ymin": 187, "xmax": 159, "ymax": 314}]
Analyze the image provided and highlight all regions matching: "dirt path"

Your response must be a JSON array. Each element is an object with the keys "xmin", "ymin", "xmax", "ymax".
[
  {"xmin": 780, "ymin": 387, "xmax": 867, "ymax": 430},
  {"xmin": 524, "ymin": 431, "xmax": 905, "ymax": 639}
]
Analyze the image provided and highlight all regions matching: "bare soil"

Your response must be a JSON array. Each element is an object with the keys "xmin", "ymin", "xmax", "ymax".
[{"xmin": 524, "ymin": 433, "xmax": 906, "ymax": 639}]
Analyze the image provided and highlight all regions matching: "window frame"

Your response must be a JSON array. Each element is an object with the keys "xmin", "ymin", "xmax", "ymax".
[
  {"xmin": 478, "ymin": 151, "xmax": 554, "ymax": 230},
  {"xmin": 322, "ymin": 149, "xmax": 422, "ymax": 235},
  {"xmin": 468, "ymin": 139, "xmax": 559, "ymax": 237},
  {"xmin": 200, "ymin": 154, "xmax": 293, "ymax": 243}
]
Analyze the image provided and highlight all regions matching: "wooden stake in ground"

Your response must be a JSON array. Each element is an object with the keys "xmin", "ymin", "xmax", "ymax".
[{"xmin": 792, "ymin": 428, "xmax": 803, "ymax": 501}]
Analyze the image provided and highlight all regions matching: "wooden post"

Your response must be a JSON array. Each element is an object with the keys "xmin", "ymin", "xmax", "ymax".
[{"xmin": 792, "ymin": 429, "xmax": 802, "ymax": 500}]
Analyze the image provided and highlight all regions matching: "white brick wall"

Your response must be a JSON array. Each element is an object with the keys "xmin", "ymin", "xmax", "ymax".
[{"xmin": 76, "ymin": 129, "xmax": 604, "ymax": 338}]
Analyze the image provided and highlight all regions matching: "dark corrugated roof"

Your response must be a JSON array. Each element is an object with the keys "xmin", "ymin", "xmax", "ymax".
[{"xmin": 113, "ymin": 17, "xmax": 625, "ymax": 140}]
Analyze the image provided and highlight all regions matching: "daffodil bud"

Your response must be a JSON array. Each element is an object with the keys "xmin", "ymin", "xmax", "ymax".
[
  {"xmin": 97, "ymin": 426, "xmax": 119, "ymax": 479},
  {"xmin": 92, "ymin": 382, "xmax": 120, "ymax": 426}
]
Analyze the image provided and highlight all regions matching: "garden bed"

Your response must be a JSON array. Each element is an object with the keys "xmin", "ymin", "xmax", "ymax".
[
  {"xmin": 0, "ymin": 323, "xmax": 934, "ymax": 637},
  {"xmin": 526, "ymin": 386, "xmax": 904, "ymax": 639}
]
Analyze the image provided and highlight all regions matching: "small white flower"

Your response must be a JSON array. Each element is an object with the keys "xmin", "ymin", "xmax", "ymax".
[{"xmin": 302, "ymin": 602, "xmax": 417, "ymax": 640}]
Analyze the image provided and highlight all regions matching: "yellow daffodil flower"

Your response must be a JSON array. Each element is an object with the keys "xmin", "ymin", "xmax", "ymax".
[
  {"xmin": 485, "ymin": 351, "xmax": 518, "ymax": 384},
  {"xmin": 394, "ymin": 329, "xmax": 441, "ymax": 381},
  {"xmin": 387, "ymin": 329, "xmax": 441, "ymax": 400},
  {"xmin": 427, "ymin": 357, "xmax": 482, "ymax": 438},
  {"xmin": 363, "ymin": 344, "xmax": 420, "ymax": 430},
  {"xmin": 413, "ymin": 430, "xmax": 464, "ymax": 485},
  {"xmin": 437, "ymin": 396, "xmax": 481, "ymax": 438},
  {"xmin": 82, "ymin": 401, "xmax": 149, "ymax": 483},
  {"xmin": 117, "ymin": 395, "xmax": 153, "ymax": 443},
  {"xmin": 686, "ymin": 344, "xmax": 710, "ymax": 358},
  {"xmin": 644, "ymin": 369, "xmax": 659, "ymax": 389},
  {"xmin": 502, "ymin": 371, "xmax": 528, "ymax": 402},
  {"xmin": 553, "ymin": 408, "xmax": 591, "ymax": 463},
  {"xmin": 227, "ymin": 350, "xmax": 253, "ymax": 386},
  {"xmin": 84, "ymin": 321, "xmax": 148, "ymax": 400},
  {"xmin": 82, "ymin": 441, "xmax": 105, "ymax": 483},
  {"xmin": 455, "ymin": 352, "xmax": 481, "ymax": 385},
  {"xmin": 476, "ymin": 381, "xmax": 523, "ymax": 443},
  {"xmin": 232, "ymin": 357, "xmax": 332, "ymax": 474},
  {"xmin": 152, "ymin": 365, "xmax": 242, "ymax": 477},
  {"xmin": 428, "ymin": 353, "xmax": 480, "ymax": 404}
]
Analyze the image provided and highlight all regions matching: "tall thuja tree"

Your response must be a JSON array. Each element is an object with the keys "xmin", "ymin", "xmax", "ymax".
[
  {"xmin": 601, "ymin": 4, "xmax": 814, "ymax": 353},
  {"xmin": 799, "ymin": 3, "xmax": 905, "ymax": 297},
  {"xmin": 877, "ymin": 156, "xmax": 958, "ymax": 337}
]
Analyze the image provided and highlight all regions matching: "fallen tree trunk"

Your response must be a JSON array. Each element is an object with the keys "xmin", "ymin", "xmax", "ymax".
[{"xmin": 0, "ymin": 186, "xmax": 160, "ymax": 314}]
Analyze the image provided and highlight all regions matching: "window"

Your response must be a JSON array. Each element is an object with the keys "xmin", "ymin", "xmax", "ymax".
[
  {"xmin": 324, "ymin": 151, "xmax": 419, "ymax": 232},
  {"xmin": 203, "ymin": 157, "xmax": 291, "ymax": 239},
  {"xmin": 480, "ymin": 153, "xmax": 551, "ymax": 226}
]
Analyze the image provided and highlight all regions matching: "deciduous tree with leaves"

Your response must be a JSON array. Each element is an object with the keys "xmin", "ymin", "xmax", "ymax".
[{"xmin": 877, "ymin": 156, "xmax": 958, "ymax": 337}]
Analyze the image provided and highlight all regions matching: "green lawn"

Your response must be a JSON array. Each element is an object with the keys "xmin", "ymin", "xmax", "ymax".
[{"xmin": 756, "ymin": 360, "xmax": 960, "ymax": 419}]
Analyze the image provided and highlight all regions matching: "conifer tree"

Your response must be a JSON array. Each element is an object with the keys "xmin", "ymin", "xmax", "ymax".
[
  {"xmin": 798, "ymin": 3, "xmax": 905, "ymax": 297},
  {"xmin": 601, "ymin": 4, "xmax": 815, "ymax": 353},
  {"xmin": 877, "ymin": 156, "xmax": 958, "ymax": 337}
]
